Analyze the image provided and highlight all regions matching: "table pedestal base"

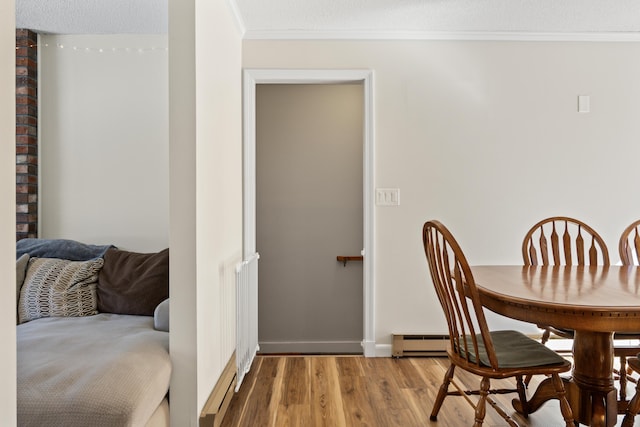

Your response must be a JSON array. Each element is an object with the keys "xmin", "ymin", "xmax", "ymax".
[{"xmin": 513, "ymin": 331, "xmax": 617, "ymax": 427}]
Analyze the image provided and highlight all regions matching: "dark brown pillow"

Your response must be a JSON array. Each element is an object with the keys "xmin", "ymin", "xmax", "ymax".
[{"xmin": 97, "ymin": 248, "xmax": 169, "ymax": 315}]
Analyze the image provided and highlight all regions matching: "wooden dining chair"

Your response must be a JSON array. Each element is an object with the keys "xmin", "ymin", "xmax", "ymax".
[
  {"xmin": 422, "ymin": 220, "xmax": 574, "ymax": 426},
  {"xmin": 522, "ymin": 216, "xmax": 610, "ymax": 345},
  {"xmin": 616, "ymin": 219, "xmax": 640, "ymax": 403},
  {"xmin": 622, "ymin": 355, "xmax": 640, "ymax": 426},
  {"xmin": 620, "ymin": 219, "xmax": 640, "ymax": 266},
  {"xmin": 521, "ymin": 216, "xmax": 610, "ymax": 387},
  {"xmin": 522, "ymin": 216, "xmax": 610, "ymax": 268}
]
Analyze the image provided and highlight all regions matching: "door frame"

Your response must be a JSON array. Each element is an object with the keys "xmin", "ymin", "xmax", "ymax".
[{"xmin": 242, "ymin": 69, "xmax": 375, "ymax": 357}]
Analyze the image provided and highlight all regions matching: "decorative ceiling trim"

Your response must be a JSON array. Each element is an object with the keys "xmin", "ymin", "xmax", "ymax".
[
  {"xmin": 226, "ymin": 0, "xmax": 246, "ymax": 37},
  {"xmin": 242, "ymin": 30, "xmax": 640, "ymax": 42}
]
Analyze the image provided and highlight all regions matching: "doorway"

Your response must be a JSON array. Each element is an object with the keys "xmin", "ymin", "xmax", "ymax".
[
  {"xmin": 256, "ymin": 83, "xmax": 362, "ymax": 353},
  {"xmin": 242, "ymin": 69, "xmax": 375, "ymax": 356}
]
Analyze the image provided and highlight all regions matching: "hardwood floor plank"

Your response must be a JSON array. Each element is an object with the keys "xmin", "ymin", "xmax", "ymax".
[
  {"xmin": 274, "ymin": 403, "xmax": 311, "ymax": 427},
  {"xmin": 282, "ymin": 357, "xmax": 310, "ymax": 406},
  {"xmin": 221, "ymin": 355, "xmax": 640, "ymax": 427},
  {"xmin": 309, "ymin": 357, "xmax": 347, "ymax": 427},
  {"xmin": 389, "ymin": 356, "xmax": 434, "ymax": 389},
  {"xmin": 359, "ymin": 358, "xmax": 422, "ymax": 426},
  {"xmin": 339, "ymin": 373, "xmax": 380, "ymax": 425},
  {"xmin": 220, "ymin": 357, "xmax": 281, "ymax": 427},
  {"xmin": 258, "ymin": 356, "xmax": 283, "ymax": 378},
  {"xmin": 335, "ymin": 356, "xmax": 365, "ymax": 377},
  {"xmin": 266, "ymin": 358, "xmax": 286, "ymax": 427},
  {"xmin": 407, "ymin": 357, "xmax": 492, "ymax": 426},
  {"xmin": 218, "ymin": 357, "xmax": 262, "ymax": 427},
  {"xmin": 399, "ymin": 387, "xmax": 439, "ymax": 426},
  {"xmin": 273, "ymin": 358, "xmax": 310, "ymax": 426}
]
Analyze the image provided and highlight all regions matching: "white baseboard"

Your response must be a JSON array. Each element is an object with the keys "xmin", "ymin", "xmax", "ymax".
[
  {"xmin": 361, "ymin": 339, "xmax": 377, "ymax": 357},
  {"xmin": 259, "ymin": 340, "xmax": 363, "ymax": 354},
  {"xmin": 257, "ymin": 341, "xmax": 394, "ymax": 358},
  {"xmin": 374, "ymin": 343, "xmax": 392, "ymax": 358}
]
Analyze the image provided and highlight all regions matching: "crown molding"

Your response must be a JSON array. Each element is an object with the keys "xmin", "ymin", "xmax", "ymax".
[
  {"xmin": 242, "ymin": 29, "xmax": 640, "ymax": 42},
  {"xmin": 226, "ymin": 0, "xmax": 246, "ymax": 37}
]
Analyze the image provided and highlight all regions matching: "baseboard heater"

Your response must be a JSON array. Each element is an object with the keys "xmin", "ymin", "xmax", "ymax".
[{"xmin": 392, "ymin": 334, "xmax": 448, "ymax": 357}]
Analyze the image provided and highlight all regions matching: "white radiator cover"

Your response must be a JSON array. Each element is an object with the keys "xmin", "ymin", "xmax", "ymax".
[{"xmin": 235, "ymin": 252, "xmax": 260, "ymax": 391}]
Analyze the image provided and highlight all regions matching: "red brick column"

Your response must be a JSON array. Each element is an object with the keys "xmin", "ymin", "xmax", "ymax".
[{"xmin": 15, "ymin": 29, "xmax": 38, "ymax": 240}]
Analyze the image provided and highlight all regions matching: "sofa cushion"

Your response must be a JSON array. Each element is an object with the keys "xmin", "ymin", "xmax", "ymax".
[
  {"xmin": 18, "ymin": 257, "xmax": 103, "ymax": 324},
  {"xmin": 154, "ymin": 298, "xmax": 170, "ymax": 332},
  {"xmin": 97, "ymin": 248, "xmax": 169, "ymax": 316}
]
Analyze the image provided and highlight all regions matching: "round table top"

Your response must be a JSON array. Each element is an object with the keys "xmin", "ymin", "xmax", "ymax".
[{"xmin": 471, "ymin": 265, "xmax": 640, "ymax": 332}]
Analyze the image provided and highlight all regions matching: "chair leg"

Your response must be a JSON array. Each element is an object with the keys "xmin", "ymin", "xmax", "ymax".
[
  {"xmin": 523, "ymin": 374, "xmax": 533, "ymax": 388},
  {"xmin": 540, "ymin": 327, "xmax": 551, "ymax": 345},
  {"xmin": 515, "ymin": 375, "xmax": 529, "ymax": 418},
  {"xmin": 622, "ymin": 379, "xmax": 640, "ymax": 427},
  {"xmin": 430, "ymin": 363, "xmax": 455, "ymax": 421},
  {"xmin": 474, "ymin": 376, "xmax": 490, "ymax": 427},
  {"xmin": 620, "ymin": 356, "xmax": 628, "ymax": 402},
  {"xmin": 551, "ymin": 373, "xmax": 574, "ymax": 427}
]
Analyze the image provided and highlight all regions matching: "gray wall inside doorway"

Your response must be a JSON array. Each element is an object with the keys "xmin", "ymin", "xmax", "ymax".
[{"xmin": 256, "ymin": 83, "xmax": 364, "ymax": 354}]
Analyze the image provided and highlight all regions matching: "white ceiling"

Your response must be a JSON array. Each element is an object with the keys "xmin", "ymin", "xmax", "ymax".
[{"xmin": 14, "ymin": 0, "xmax": 640, "ymax": 37}]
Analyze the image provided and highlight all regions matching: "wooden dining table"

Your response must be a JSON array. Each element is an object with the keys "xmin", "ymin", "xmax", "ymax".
[{"xmin": 471, "ymin": 265, "xmax": 640, "ymax": 427}]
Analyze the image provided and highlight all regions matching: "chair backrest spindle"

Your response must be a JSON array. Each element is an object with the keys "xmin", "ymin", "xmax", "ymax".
[
  {"xmin": 423, "ymin": 220, "xmax": 498, "ymax": 370},
  {"xmin": 619, "ymin": 220, "xmax": 640, "ymax": 266},
  {"xmin": 522, "ymin": 216, "xmax": 609, "ymax": 267},
  {"xmin": 551, "ymin": 222, "xmax": 560, "ymax": 264}
]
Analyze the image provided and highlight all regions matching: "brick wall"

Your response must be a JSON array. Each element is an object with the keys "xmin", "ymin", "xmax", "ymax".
[{"xmin": 15, "ymin": 29, "xmax": 38, "ymax": 241}]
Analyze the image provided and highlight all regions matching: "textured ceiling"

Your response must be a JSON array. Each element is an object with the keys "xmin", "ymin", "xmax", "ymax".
[
  {"xmin": 15, "ymin": 0, "xmax": 168, "ymax": 34},
  {"xmin": 235, "ymin": 0, "xmax": 640, "ymax": 34},
  {"xmin": 14, "ymin": 0, "xmax": 640, "ymax": 36}
]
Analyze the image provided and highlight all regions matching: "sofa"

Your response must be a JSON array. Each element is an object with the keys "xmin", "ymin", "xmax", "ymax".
[{"xmin": 15, "ymin": 239, "xmax": 171, "ymax": 427}]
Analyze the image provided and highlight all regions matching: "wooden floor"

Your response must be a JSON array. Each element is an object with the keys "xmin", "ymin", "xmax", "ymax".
[{"xmin": 220, "ymin": 355, "xmax": 640, "ymax": 427}]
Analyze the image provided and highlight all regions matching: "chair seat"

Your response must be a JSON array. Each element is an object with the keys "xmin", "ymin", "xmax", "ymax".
[
  {"xmin": 463, "ymin": 330, "xmax": 568, "ymax": 368},
  {"xmin": 629, "ymin": 356, "xmax": 640, "ymax": 372},
  {"xmin": 543, "ymin": 326, "xmax": 575, "ymax": 339},
  {"xmin": 542, "ymin": 328, "xmax": 640, "ymax": 345},
  {"xmin": 622, "ymin": 355, "xmax": 640, "ymax": 426},
  {"xmin": 615, "ymin": 332, "xmax": 640, "ymax": 339}
]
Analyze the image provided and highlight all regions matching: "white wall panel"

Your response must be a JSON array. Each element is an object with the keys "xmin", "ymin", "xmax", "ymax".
[
  {"xmin": 243, "ymin": 40, "xmax": 640, "ymax": 350},
  {"xmin": 39, "ymin": 34, "xmax": 169, "ymax": 252},
  {"xmin": 1, "ymin": 2, "xmax": 17, "ymax": 423}
]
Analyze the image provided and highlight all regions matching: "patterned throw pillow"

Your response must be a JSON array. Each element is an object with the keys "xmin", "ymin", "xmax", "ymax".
[{"xmin": 18, "ymin": 257, "xmax": 104, "ymax": 324}]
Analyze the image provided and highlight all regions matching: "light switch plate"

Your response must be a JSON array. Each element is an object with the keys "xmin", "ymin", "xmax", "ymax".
[{"xmin": 376, "ymin": 188, "xmax": 400, "ymax": 206}]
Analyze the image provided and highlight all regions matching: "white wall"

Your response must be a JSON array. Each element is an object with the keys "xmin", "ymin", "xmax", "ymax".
[
  {"xmin": 194, "ymin": 0, "xmax": 243, "ymax": 414},
  {"xmin": 1, "ymin": 1, "xmax": 17, "ymax": 424},
  {"xmin": 31, "ymin": 23, "xmax": 640, "ymax": 423},
  {"xmin": 36, "ymin": 1, "xmax": 243, "ymax": 422},
  {"xmin": 39, "ymin": 34, "xmax": 169, "ymax": 252},
  {"xmin": 168, "ymin": 0, "xmax": 198, "ymax": 419},
  {"xmin": 243, "ymin": 40, "xmax": 640, "ymax": 352},
  {"xmin": 170, "ymin": 0, "xmax": 243, "ymax": 424}
]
